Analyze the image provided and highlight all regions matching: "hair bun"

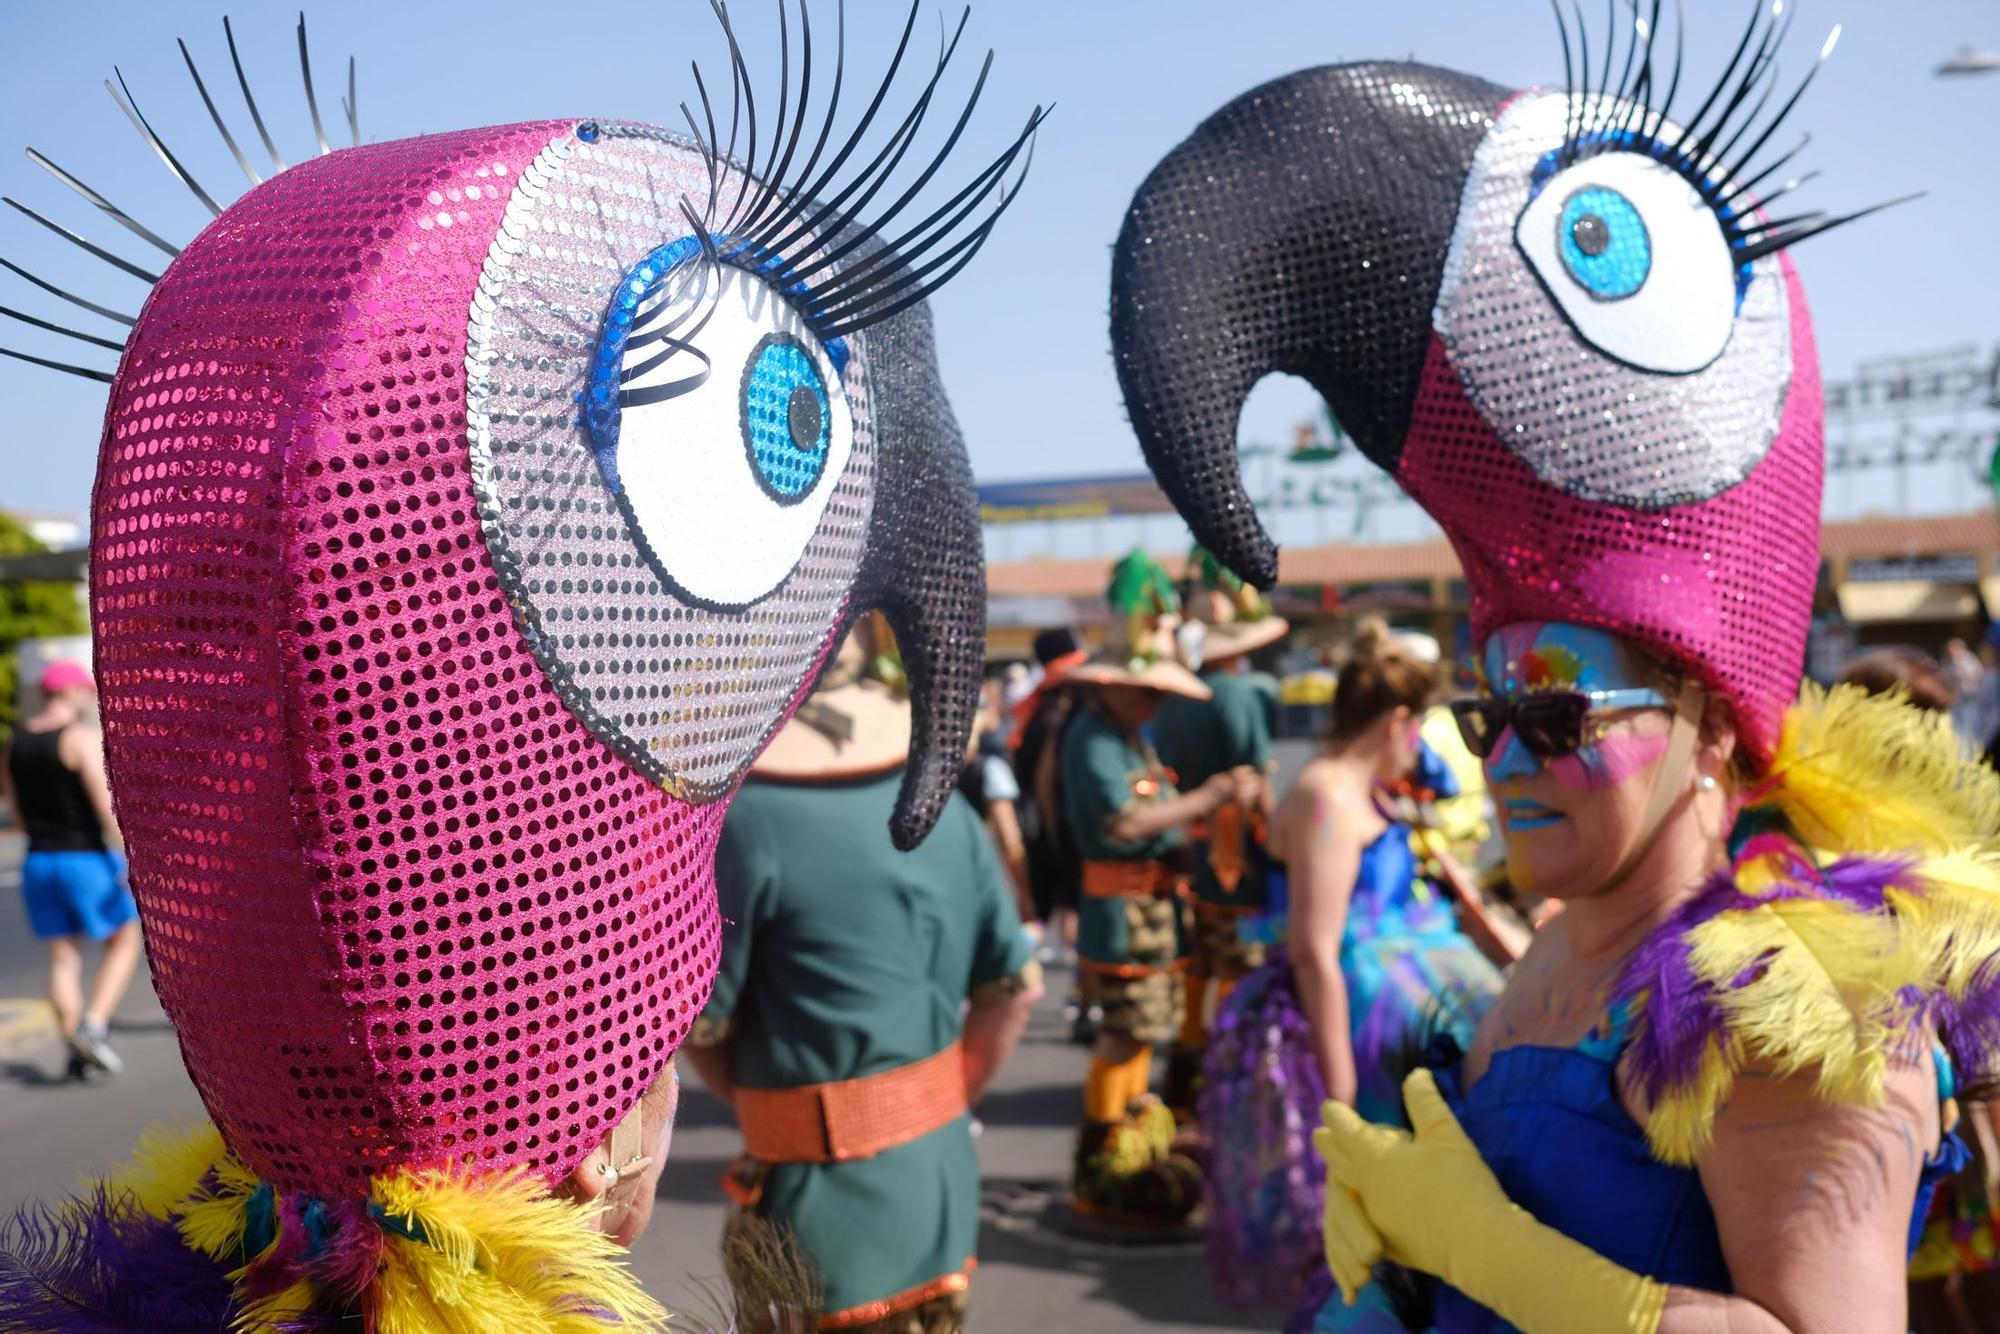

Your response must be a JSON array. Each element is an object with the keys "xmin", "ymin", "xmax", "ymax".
[{"xmin": 1348, "ymin": 616, "xmax": 1394, "ymax": 665}]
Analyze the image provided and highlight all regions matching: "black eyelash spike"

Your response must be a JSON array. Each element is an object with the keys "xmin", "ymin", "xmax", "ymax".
[
  {"xmin": 24, "ymin": 150, "xmax": 180, "ymax": 259},
  {"xmin": 0, "ymin": 344, "xmax": 114, "ymax": 383},
  {"xmin": 1734, "ymin": 192, "xmax": 1922, "ymax": 265},
  {"xmin": 747, "ymin": 0, "xmax": 816, "ymax": 241},
  {"xmin": 0, "ymin": 257, "xmax": 136, "ymax": 327},
  {"xmin": 783, "ymin": 44, "xmax": 998, "ymax": 285},
  {"xmin": 1662, "ymin": 1, "xmax": 1767, "ymax": 167},
  {"xmin": 1609, "ymin": 0, "xmax": 1664, "ymax": 148},
  {"xmin": 816, "ymin": 111, "xmax": 1039, "ymax": 340},
  {"xmin": 3, "ymin": 197, "xmax": 160, "ymax": 284},
  {"xmin": 1716, "ymin": 25, "xmax": 1840, "ymax": 189},
  {"xmin": 344, "ymin": 55, "xmax": 359, "ymax": 147},
  {"xmin": 226, "ymin": 16, "xmax": 288, "ymax": 174},
  {"xmin": 750, "ymin": 9, "xmax": 972, "ymax": 264},
  {"xmin": 804, "ymin": 99, "xmax": 1043, "ymax": 308},
  {"xmin": 108, "ymin": 67, "xmax": 225, "ymax": 217},
  {"xmin": 763, "ymin": 0, "xmax": 846, "ymax": 243},
  {"xmin": 741, "ymin": 0, "xmax": 918, "ymax": 259},
  {"xmin": 707, "ymin": 2, "xmax": 763, "ymax": 238},
  {"xmin": 1716, "ymin": 132, "xmax": 1808, "ymax": 208},
  {"xmin": 648, "ymin": 1, "xmax": 1037, "ymax": 345},
  {"xmin": 1697, "ymin": 55, "xmax": 1782, "ymax": 182},
  {"xmin": 1549, "ymin": 1, "xmax": 1579, "ymax": 158},
  {"xmin": 1549, "ymin": 3, "xmax": 1916, "ymax": 270},
  {"xmin": 1594, "ymin": 0, "xmax": 1639, "ymax": 145},
  {"xmin": 297, "ymin": 13, "xmax": 333, "ymax": 157},
  {"xmin": 0, "ymin": 303, "xmax": 125, "ymax": 352},
  {"xmin": 731, "ymin": 0, "xmax": 791, "ymax": 237},
  {"xmin": 1687, "ymin": 5, "xmax": 1792, "ymax": 181},
  {"xmin": 1642, "ymin": 0, "xmax": 1687, "ymax": 146},
  {"xmin": 178, "ymin": 37, "xmax": 262, "ymax": 187}
]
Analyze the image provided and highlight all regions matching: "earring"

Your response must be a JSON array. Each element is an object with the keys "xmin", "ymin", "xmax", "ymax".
[{"xmin": 1697, "ymin": 775, "xmax": 1717, "ymax": 792}]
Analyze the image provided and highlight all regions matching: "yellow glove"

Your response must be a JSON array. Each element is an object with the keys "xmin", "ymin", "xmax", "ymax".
[{"xmin": 1312, "ymin": 1070, "xmax": 1668, "ymax": 1334}]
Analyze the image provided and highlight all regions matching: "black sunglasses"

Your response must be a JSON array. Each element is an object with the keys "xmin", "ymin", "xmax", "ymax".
[{"xmin": 1450, "ymin": 688, "xmax": 1666, "ymax": 761}]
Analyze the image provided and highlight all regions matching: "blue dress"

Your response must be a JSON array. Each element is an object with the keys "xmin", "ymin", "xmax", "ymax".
[
  {"xmin": 1202, "ymin": 818, "xmax": 1502, "ymax": 1311},
  {"xmin": 1303, "ymin": 1009, "xmax": 1966, "ymax": 1332}
]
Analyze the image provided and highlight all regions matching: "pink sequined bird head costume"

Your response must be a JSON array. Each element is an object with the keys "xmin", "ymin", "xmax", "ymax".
[
  {"xmin": 1110, "ymin": 6, "xmax": 1888, "ymax": 767},
  {"xmin": 0, "ymin": 7, "xmax": 1037, "ymax": 1330}
]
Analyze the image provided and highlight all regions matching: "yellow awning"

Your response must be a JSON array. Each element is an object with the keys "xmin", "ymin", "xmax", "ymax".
[{"xmin": 1836, "ymin": 580, "xmax": 1980, "ymax": 625}]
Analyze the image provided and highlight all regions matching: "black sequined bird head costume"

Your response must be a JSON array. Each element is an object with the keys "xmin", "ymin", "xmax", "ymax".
[{"xmin": 1112, "ymin": 2, "xmax": 1902, "ymax": 769}]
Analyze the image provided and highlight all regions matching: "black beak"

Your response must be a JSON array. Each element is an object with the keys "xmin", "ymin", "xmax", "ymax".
[
  {"xmin": 1109, "ymin": 61, "xmax": 1503, "ymax": 586},
  {"xmin": 851, "ymin": 298, "xmax": 985, "ymax": 851}
]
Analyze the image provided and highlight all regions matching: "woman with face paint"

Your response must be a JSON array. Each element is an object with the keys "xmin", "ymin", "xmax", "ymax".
[
  {"xmin": 1106, "ymin": 7, "xmax": 2000, "ymax": 1332},
  {"xmin": 1199, "ymin": 620, "xmax": 1502, "ymax": 1314}
]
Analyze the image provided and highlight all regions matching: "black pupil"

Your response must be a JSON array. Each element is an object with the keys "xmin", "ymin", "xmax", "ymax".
[
  {"xmin": 1572, "ymin": 213, "xmax": 1611, "ymax": 257},
  {"xmin": 787, "ymin": 385, "xmax": 822, "ymax": 451}
]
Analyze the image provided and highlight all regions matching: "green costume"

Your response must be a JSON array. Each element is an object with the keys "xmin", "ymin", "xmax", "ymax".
[
  {"xmin": 1153, "ymin": 666, "xmax": 1276, "ymax": 914},
  {"xmin": 701, "ymin": 768, "xmax": 1034, "ymax": 1324},
  {"xmin": 1061, "ymin": 705, "xmax": 1184, "ymax": 1000}
]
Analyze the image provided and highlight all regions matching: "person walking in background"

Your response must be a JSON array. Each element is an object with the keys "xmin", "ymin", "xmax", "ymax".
[
  {"xmin": 1153, "ymin": 546, "xmax": 1289, "ymax": 1118},
  {"xmin": 0, "ymin": 660, "xmax": 139, "ymax": 1079},
  {"xmin": 1012, "ymin": 626, "xmax": 1091, "ymax": 1024},
  {"xmin": 1199, "ymin": 620, "xmax": 1505, "ymax": 1315},
  {"xmin": 1061, "ymin": 555, "xmax": 1260, "ymax": 1227},
  {"xmin": 686, "ymin": 617, "xmax": 1043, "ymax": 1333},
  {"xmin": 961, "ymin": 677, "xmax": 1036, "ymax": 925}
]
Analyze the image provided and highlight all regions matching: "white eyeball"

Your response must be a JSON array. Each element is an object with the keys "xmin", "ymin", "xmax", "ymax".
[
  {"xmin": 1514, "ymin": 151, "xmax": 1737, "ymax": 375},
  {"xmin": 594, "ymin": 259, "xmax": 854, "ymax": 610}
]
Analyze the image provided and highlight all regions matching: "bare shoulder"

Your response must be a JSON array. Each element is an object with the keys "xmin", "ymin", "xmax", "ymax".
[{"xmin": 1694, "ymin": 1058, "xmax": 1938, "ymax": 1329}]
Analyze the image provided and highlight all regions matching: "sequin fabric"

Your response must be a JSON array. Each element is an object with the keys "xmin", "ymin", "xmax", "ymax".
[
  {"xmin": 1110, "ymin": 63, "xmax": 1505, "ymax": 586},
  {"xmin": 1434, "ymin": 91, "xmax": 1792, "ymax": 508},
  {"xmin": 93, "ymin": 122, "xmax": 746, "ymax": 1196},
  {"xmin": 467, "ymin": 124, "xmax": 874, "ymax": 798},
  {"xmin": 1111, "ymin": 63, "xmax": 1825, "ymax": 765}
]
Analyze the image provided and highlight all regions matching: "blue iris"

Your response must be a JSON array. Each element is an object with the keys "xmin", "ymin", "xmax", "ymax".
[
  {"xmin": 1557, "ymin": 187, "xmax": 1651, "ymax": 301},
  {"xmin": 741, "ymin": 335, "xmax": 831, "ymax": 503}
]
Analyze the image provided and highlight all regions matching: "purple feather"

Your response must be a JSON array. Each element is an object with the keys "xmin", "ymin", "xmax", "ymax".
[
  {"xmin": 0, "ymin": 1186, "xmax": 235, "ymax": 1332},
  {"xmin": 1612, "ymin": 849, "xmax": 2000, "ymax": 1115}
]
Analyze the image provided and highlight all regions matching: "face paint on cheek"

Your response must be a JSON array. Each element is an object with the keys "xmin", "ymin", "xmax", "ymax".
[{"xmin": 1547, "ymin": 729, "xmax": 1668, "ymax": 792}]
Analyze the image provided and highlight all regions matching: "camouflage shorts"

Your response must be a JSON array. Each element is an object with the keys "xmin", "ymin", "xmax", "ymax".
[
  {"xmin": 1186, "ymin": 902, "xmax": 1266, "ymax": 981},
  {"xmin": 1081, "ymin": 893, "xmax": 1185, "ymax": 1043},
  {"xmin": 1084, "ymin": 964, "xmax": 1183, "ymax": 1045}
]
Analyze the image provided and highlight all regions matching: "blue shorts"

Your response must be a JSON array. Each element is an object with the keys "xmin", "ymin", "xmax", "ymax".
[{"xmin": 20, "ymin": 850, "xmax": 135, "ymax": 941}]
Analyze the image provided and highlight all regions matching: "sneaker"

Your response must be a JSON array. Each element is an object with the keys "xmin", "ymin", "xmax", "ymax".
[
  {"xmin": 70, "ymin": 1017, "xmax": 124, "ymax": 1076},
  {"xmin": 63, "ymin": 1051, "xmax": 89, "ymax": 1082}
]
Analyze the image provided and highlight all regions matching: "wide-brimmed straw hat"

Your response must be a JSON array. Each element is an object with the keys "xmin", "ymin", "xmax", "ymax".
[{"xmin": 755, "ymin": 614, "xmax": 914, "ymax": 778}]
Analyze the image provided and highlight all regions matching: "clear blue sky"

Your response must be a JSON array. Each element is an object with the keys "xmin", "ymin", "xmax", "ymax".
[{"xmin": 1, "ymin": 0, "xmax": 1995, "ymax": 526}]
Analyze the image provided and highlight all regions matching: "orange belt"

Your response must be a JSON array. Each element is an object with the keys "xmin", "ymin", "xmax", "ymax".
[
  {"xmin": 1077, "ymin": 955, "xmax": 1190, "ymax": 979},
  {"xmin": 1082, "ymin": 859, "xmax": 1183, "ymax": 900},
  {"xmin": 735, "ymin": 1041, "xmax": 967, "ymax": 1164},
  {"xmin": 1189, "ymin": 896, "xmax": 1258, "ymax": 918}
]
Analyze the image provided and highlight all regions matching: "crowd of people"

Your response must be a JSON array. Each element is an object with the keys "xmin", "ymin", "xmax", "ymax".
[{"xmin": 6, "ymin": 3, "xmax": 2000, "ymax": 1333}]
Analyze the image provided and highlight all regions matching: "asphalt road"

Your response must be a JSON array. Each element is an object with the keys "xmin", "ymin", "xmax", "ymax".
[{"xmin": 0, "ymin": 822, "xmax": 1289, "ymax": 1331}]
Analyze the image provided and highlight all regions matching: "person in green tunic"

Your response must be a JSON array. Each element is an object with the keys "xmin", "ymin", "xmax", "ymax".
[
  {"xmin": 1062, "ymin": 552, "xmax": 1260, "ymax": 1226},
  {"xmin": 1151, "ymin": 548, "xmax": 1290, "ymax": 1116},
  {"xmin": 685, "ymin": 617, "xmax": 1044, "ymax": 1333}
]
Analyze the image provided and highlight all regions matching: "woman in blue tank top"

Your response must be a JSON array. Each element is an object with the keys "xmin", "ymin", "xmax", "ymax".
[{"xmin": 1308, "ymin": 622, "xmax": 1983, "ymax": 1333}]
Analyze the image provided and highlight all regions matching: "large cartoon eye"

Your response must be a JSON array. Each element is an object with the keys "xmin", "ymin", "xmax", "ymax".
[
  {"xmin": 586, "ymin": 245, "xmax": 854, "ymax": 611},
  {"xmin": 1514, "ymin": 151, "xmax": 1735, "ymax": 375}
]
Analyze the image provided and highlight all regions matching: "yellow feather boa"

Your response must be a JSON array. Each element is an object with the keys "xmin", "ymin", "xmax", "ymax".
[
  {"xmin": 92, "ymin": 1123, "xmax": 668, "ymax": 1334},
  {"xmin": 1624, "ymin": 683, "xmax": 2000, "ymax": 1164}
]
